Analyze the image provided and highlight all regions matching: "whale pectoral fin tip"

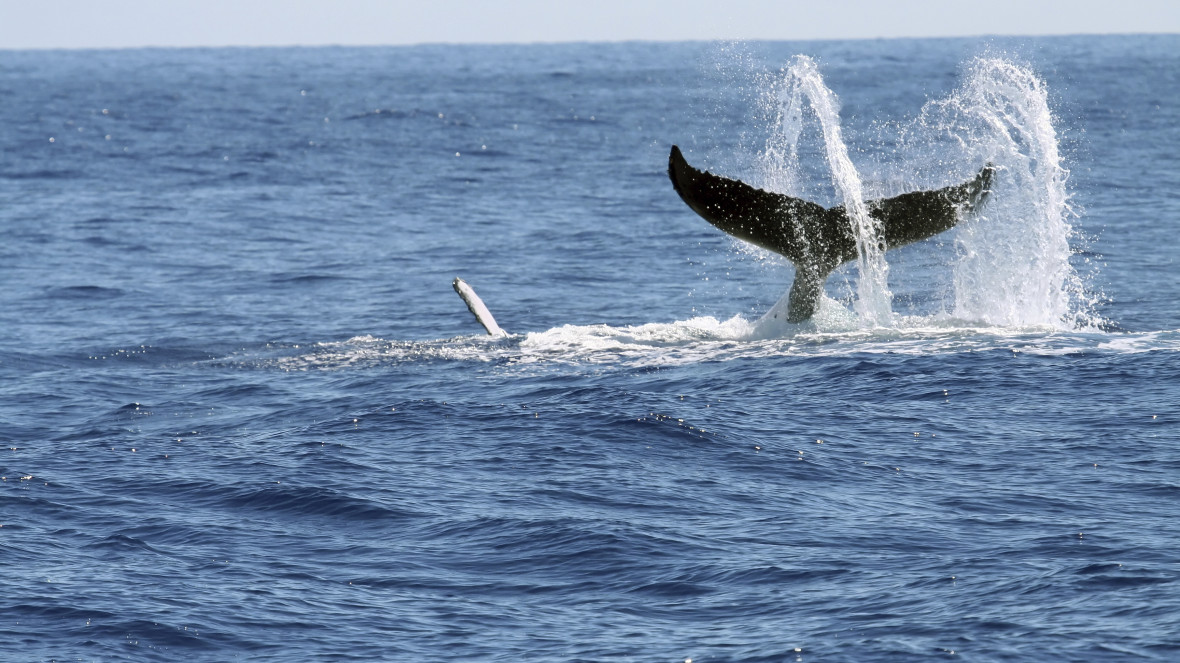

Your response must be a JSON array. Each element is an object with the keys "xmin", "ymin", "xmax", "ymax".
[{"xmin": 452, "ymin": 277, "xmax": 506, "ymax": 336}]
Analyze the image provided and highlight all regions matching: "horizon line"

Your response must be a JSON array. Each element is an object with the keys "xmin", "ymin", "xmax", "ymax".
[{"xmin": 3, "ymin": 30, "xmax": 1176, "ymax": 52}]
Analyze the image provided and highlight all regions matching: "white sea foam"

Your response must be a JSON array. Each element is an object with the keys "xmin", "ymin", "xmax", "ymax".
[{"xmin": 256, "ymin": 322, "xmax": 1180, "ymax": 373}]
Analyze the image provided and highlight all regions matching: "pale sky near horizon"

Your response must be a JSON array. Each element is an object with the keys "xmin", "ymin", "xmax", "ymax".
[{"xmin": 1, "ymin": 0, "xmax": 1178, "ymax": 50}]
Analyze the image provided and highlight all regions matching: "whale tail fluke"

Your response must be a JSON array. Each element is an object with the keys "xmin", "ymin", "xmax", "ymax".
[{"xmin": 668, "ymin": 145, "xmax": 994, "ymax": 322}]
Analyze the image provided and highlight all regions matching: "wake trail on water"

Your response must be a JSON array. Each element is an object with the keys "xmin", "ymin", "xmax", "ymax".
[{"xmin": 247, "ymin": 324, "xmax": 1180, "ymax": 373}]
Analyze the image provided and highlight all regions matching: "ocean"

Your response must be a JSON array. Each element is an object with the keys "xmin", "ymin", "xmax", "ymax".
[{"xmin": 1, "ymin": 34, "xmax": 1177, "ymax": 662}]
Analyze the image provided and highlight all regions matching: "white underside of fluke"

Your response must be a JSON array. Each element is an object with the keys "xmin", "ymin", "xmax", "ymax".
[{"xmin": 453, "ymin": 277, "xmax": 507, "ymax": 337}]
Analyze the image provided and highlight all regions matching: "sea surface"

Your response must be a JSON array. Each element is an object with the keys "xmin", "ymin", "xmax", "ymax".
[{"xmin": 1, "ymin": 35, "xmax": 1178, "ymax": 662}]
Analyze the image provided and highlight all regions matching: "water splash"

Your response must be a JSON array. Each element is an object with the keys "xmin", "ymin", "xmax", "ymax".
[
  {"xmin": 917, "ymin": 57, "xmax": 1096, "ymax": 329},
  {"xmin": 764, "ymin": 55, "xmax": 894, "ymax": 326},
  {"xmin": 757, "ymin": 55, "xmax": 1096, "ymax": 331}
]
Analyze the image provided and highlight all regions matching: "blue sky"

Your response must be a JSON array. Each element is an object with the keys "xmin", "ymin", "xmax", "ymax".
[{"xmin": 1, "ymin": 0, "xmax": 1178, "ymax": 49}]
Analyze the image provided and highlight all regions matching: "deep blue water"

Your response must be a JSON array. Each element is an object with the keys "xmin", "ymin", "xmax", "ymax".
[{"xmin": 1, "ymin": 35, "xmax": 1178, "ymax": 662}]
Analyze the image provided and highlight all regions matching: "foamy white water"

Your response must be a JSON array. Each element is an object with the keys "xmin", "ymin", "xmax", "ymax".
[{"xmin": 254, "ymin": 323, "xmax": 1180, "ymax": 373}]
